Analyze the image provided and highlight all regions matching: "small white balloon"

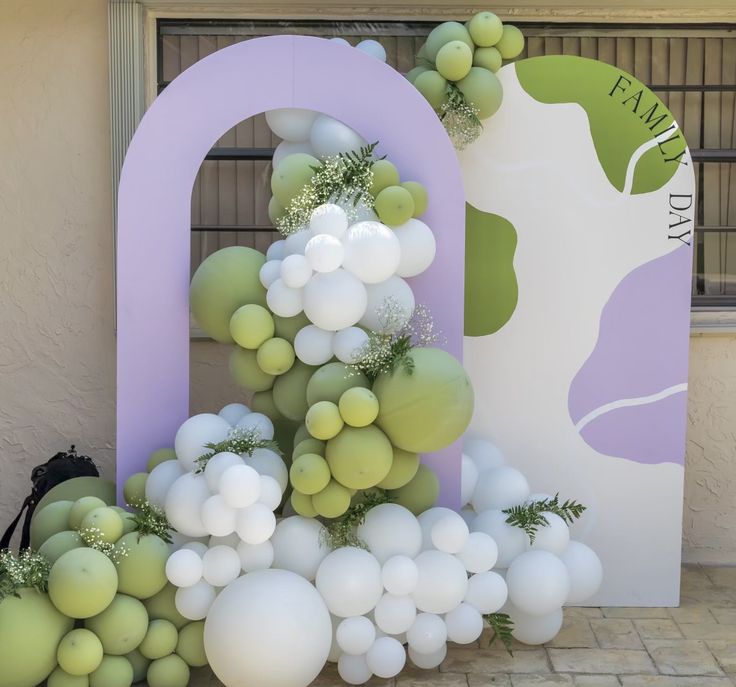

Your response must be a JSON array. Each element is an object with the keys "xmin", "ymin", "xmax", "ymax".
[
  {"xmin": 166, "ymin": 548, "xmax": 204, "ymax": 588},
  {"xmin": 456, "ymin": 531, "xmax": 498, "ymax": 573},
  {"xmin": 272, "ymin": 140, "xmax": 316, "ymax": 169},
  {"xmin": 281, "ymin": 254, "xmax": 313, "ymax": 289},
  {"xmin": 175, "ymin": 413, "xmax": 231, "ymax": 472},
  {"xmin": 333, "ymin": 327, "xmax": 369, "ymax": 364},
  {"xmin": 305, "ymin": 234, "xmax": 345, "ymax": 273},
  {"xmin": 472, "ymin": 510, "xmax": 528, "ymax": 568},
  {"xmin": 218, "ymin": 403, "xmax": 251, "ymax": 426},
  {"xmin": 357, "ymin": 503, "xmax": 422, "ymax": 564},
  {"xmin": 356, "ymin": 39, "xmax": 387, "ymax": 62},
  {"xmin": 304, "ymin": 269, "xmax": 367, "ymax": 331},
  {"xmin": 330, "ymin": 37, "xmax": 351, "ymax": 46},
  {"xmin": 374, "ymin": 593, "xmax": 417, "ymax": 635},
  {"xmin": 271, "ymin": 516, "xmax": 330, "ymax": 581},
  {"xmin": 284, "ymin": 229, "xmax": 313, "ymax": 257},
  {"xmin": 258, "ymin": 475, "xmax": 283, "ymax": 511},
  {"xmin": 417, "ymin": 507, "xmax": 458, "ymax": 551},
  {"xmin": 316, "ymin": 547, "xmax": 384, "ymax": 618},
  {"xmin": 204, "ymin": 452, "xmax": 244, "ymax": 493},
  {"xmin": 460, "ymin": 454, "xmax": 479, "ymax": 508},
  {"xmin": 559, "ymin": 541, "xmax": 603, "ymax": 604},
  {"xmin": 181, "ymin": 541, "xmax": 209, "ymax": 557},
  {"xmin": 259, "ymin": 259, "xmax": 283, "ymax": 289},
  {"xmin": 412, "ymin": 550, "xmax": 468, "ymax": 614},
  {"xmin": 145, "ymin": 460, "xmax": 184, "ymax": 509},
  {"xmin": 247, "ymin": 448, "xmax": 289, "ymax": 492},
  {"xmin": 201, "ymin": 494, "xmax": 237, "ymax": 536},
  {"xmin": 336, "ymin": 616, "xmax": 376, "ymax": 655},
  {"xmin": 310, "ymin": 114, "xmax": 366, "ymax": 158},
  {"xmin": 294, "ymin": 325, "xmax": 335, "ymax": 366},
  {"xmin": 342, "ymin": 221, "xmax": 401, "ymax": 284},
  {"xmin": 236, "ymin": 412, "xmax": 274, "ymax": 441},
  {"xmin": 382, "ymin": 555, "xmax": 419, "ymax": 596},
  {"xmin": 506, "ymin": 550, "xmax": 571, "ymax": 616},
  {"xmin": 235, "ymin": 503, "xmax": 276, "ymax": 545},
  {"xmin": 236, "ymin": 539, "xmax": 274, "ymax": 573},
  {"xmin": 202, "ymin": 545, "xmax": 242, "ymax": 587},
  {"xmin": 266, "ymin": 240, "xmax": 285, "ymax": 261},
  {"xmin": 406, "ymin": 613, "xmax": 447, "ymax": 654},
  {"xmin": 360, "ymin": 276, "xmax": 415, "ymax": 333},
  {"xmin": 463, "ymin": 437, "xmax": 505, "ymax": 472},
  {"xmin": 472, "ymin": 466, "xmax": 531, "ymax": 512},
  {"xmin": 337, "ymin": 652, "xmax": 372, "ymax": 686},
  {"xmin": 219, "ymin": 464, "xmax": 261, "ymax": 509},
  {"xmin": 430, "ymin": 512, "xmax": 470, "ymax": 554},
  {"xmin": 165, "ymin": 473, "xmax": 211, "ymax": 538},
  {"xmin": 267, "ymin": 278, "xmax": 303, "ymax": 318},
  {"xmin": 530, "ymin": 512, "xmax": 570, "ymax": 555},
  {"xmin": 444, "ymin": 603, "xmax": 484, "ymax": 644},
  {"xmin": 464, "ymin": 571, "xmax": 508, "ymax": 614},
  {"xmin": 175, "ymin": 579, "xmax": 216, "ymax": 620},
  {"xmin": 366, "ymin": 636, "xmax": 406, "ymax": 678},
  {"xmin": 392, "ymin": 219, "xmax": 436, "ymax": 278},
  {"xmin": 408, "ymin": 644, "xmax": 446, "ymax": 669},
  {"xmin": 265, "ymin": 108, "xmax": 319, "ymax": 142},
  {"xmin": 309, "ymin": 204, "xmax": 348, "ymax": 238},
  {"xmin": 507, "ymin": 602, "xmax": 564, "ymax": 645}
]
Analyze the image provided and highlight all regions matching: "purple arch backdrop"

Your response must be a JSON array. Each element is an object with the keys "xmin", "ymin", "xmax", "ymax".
[{"xmin": 116, "ymin": 35, "xmax": 466, "ymax": 507}]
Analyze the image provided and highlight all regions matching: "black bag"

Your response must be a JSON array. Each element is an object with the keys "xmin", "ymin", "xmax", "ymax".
[{"xmin": 1, "ymin": 445, "xmax": 99, "ymax": 551}]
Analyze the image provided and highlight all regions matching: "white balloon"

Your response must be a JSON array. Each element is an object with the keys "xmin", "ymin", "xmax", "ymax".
[
  {"xmin": 305, "ymin": 234, "xmax": 345, "ymax": 273},
  {"xmin": 258, "ymin": 475, "xmax": 283, "ymax": 511},
  {"xmin": 464, "ymin": 571, "xmax": 508, "ymax": 614},
  {"xmin": 145, "ymin": 460, "xmax": 184, "ymax": 509},
  {"xmin": 294, "ymin": 325, "xmax": 335, "ymax": 366},
  {"xmin": 356, "ymin": 39, "xmax": 387, "ymax": 62},
  {"xmin": 175, "ymin": 413, "xmax": 231, "ymax": 472},
  {"xmin": 408, "ymin": 644, "xmax": 446, "ymax": 669},
  {"xmin": 456, "ymin": 531, "xmax": 499, "ymax": 573},
  {"xmin": 235, "ymin": 503, "xmax": 276, "ymax": 545},
  {"xmin": 528, "ymin": 492, "xmax": 554, "ymax": 503},
  {"xmin": 316, "ymin": 547, "xmax": 384, "ymax": 618},
  {"xmin": 204, "ymin": 452, "xmax": 244, "ymax": 493},
  {"xmin": 472, "ymin": 466, "xmax": 530, "ymax": 512},
  {"xmin": 337, "ymin": 652, "xmax": 372, "ymax": 685},
  {"xmin": 237, "ymin": 539, "xmax": 274, "ymax": 573},
  {"xmin": 165, "ymin": 473, "xmax": 211, "ymax": 537},
  {"xmin": 374, "ymin": 593, "xmax": 417, "ymax": 635},
  {"xmin": 247, "ymin": 448, "xmax": 289, "ymax": 492},
  {"xmin": 357, "ymin": 503, "xmax": 422, "ymax": 564},
  {"xmin": 265, "ymin": 108, "xmax": 319, "ymax": 142},
  {"xmin": 309, "ymin": 204, "xmax": 348, "ymax": 238},
  {"xmin": 342, "ymin": 221, "xmax": 401, "ymax": 284},
  {"xmin": 202, "ymin": 545, "xmax": 242, "ymax": 587},
  {"xmin": 333, "ymin": 326, "xmax": 369, "ymax": 364},
  {"xmin": 304, "ymin": 269, "xmax": 367, "ymax": 331},
  {"xmin": 460, "ymin": 454, "xmax": 479, "ymax": 508},
  {"xmin": 236, "ymin": 412, "xmax": 275, "ymax": 441},
  {"xmin": 208, "ymin": 532, "xmax": 240, "ymax": 549},
  {"xmin": 267, "ymin": 278, "xmax": 303, "ymax": 318},
  {"xmin": 260, "ymin": 259, "xmax": 283, "ymax": 289},
  {"xmin": 181, "ymin": 541, "xmax": 209, "ymax": 557},
  {"xmin": 471, "ymin": 510, "xmax": 528, "ymax": 568},
  {"xmin": 460, "ymin": 508, "xmax": 476, "ymax": 526},
  {"xmin": 330, "ymin": 37, "xmax": 351, "ymax": 47},
  {"xmin": 463, "ymin": 437, "xmax": 505, "ymax": 472},
  {"xmin": 327, "ymin": 614, "xmax": 342, "ymax": 663},
  {"xmin": 284, "ymin": 229, "xmax": 313, "ymax": 257},
  {"xmin": 381, "ymin": 555, "xmax": 419, "ymax": 596},
  {"xmin": 430, "ymin": 512, "xmax": 470, "ymax": 554},
  {"xmin": 219, "ymin": 464, "xmax": 261, "ymax": 509},
  {"xmin": 218, "ymin": 403, "xmax": 251, "ymax": 426},
  {"xmin": 444, "ymin": 603, "xmax": 484, "ymax": 644},
  {"xmin": 412, "ymin": 550, "xmax": 468, "ymax": 614},
  {"xmin": 204, "ymin": 570, "xmax": 332, "ymax": 687},
  {"xmin": 507, "ymin": 602, "xmax": 564, "ymax": 645},
  {"xmin": 417, "ymin": 507, "xmax": 458, "ymax": 550},
  {"xmin": 366, "ymin": 637, "xmax": 406, "ymax": 678},
  {"xmin": 272, "ymin": 140, "xmax": 316, "ymax": 169},
  {"xmin": 271, "ymin": 516, "xmax": 330, "ymax": 581},
  {"xmin": 559, "ymin": 541, "xmax": 603, "ymax": 604},
  {"xmin": 266, "ymin": 240, "xmax": 286, "ymax": 261},
  {"xmin": 530, "ymin": 512, "xmax": 570, "ymax": 555},
  {"xmin": 280, "ymin": 254, "xmax": 313, "ymax": 289},
  {"xmin": 336, "ymin": 616, "xmax": 376, "ymax": 655},
  {"xmin": 392, "ymin": 219, "xmax": 436, "ymax": 278},
  {"xmin": 176, "ymin": 579, "xmax": 216, "ymax": 620},
  {"xmin": 201, "ymin": 494, "xmax": 237, "ymax": 536},
  {"xmin": 360, "ymin": 276, "xmax": 415, "ymax": 333},
  {"xmin": 506, "ymin": 550, "xmax": 571, "ymax": 616},
  {"xmin": 310, "ymin": 114, "xmax": 366, "ymax": 158},
  {"xmin": 406, "ymin": 613, "xmax": 447, "ymax": 654},
  {"xmin": 166, "ymin": 548, "xmax": 204, "ymax": 588}
]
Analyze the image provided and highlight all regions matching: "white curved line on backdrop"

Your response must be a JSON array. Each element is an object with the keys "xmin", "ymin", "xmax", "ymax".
[{"xmin": 623, "ymin": 123, "xmax": 681, "ymax": 196}]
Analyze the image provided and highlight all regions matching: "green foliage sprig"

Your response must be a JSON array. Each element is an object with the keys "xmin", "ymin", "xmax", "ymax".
[
  {"xmin": 483, "ymin": 612, "xmax": 514, "ymax": 654},
  {"xmin": 503, "ymin": 494, "xmax": 587, "ymax": 545},
  {"xmin": 195, "ymin": 427, "xmax": 282, "ymax": 473},
  {"xmin": 128, "ymin": 500, "xmax": 175, "ymax": 544},
  {"xmin": 320, "ymin": 489, "xmax": 393, "ymax": 550},
  {"xmin": 440, "ymin": 84, "xmax": 482, "ymax": 151},
  {"xmin": 0, "ymin": 549, "xmax": 51, "ymax": 601}
]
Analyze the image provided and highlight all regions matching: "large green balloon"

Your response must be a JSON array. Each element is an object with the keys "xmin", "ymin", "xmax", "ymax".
[
  {"xmin": 147, "ymin": 449, "xmax": 176, "ymax": 472},
  {"xmin": 229, "ymin": 346, "xmax": 275, "ymax": 392},
  {"xmin": 86, "ymin": 594, "xmax": 148, "ymax": 656},
  {"xmin": 48, "ymin": 548, "xmax": 118, "ymax": 619},
  {"xmin": 88, "ymin": 656, "xmax": 133, "ymax": 687},
  {"xmin": 30, "ymin": 500, "xmax": 74, "ymax": 549},
  {"xmin": 251, "ymin": 389, "xmax": 281, "ymax": 421},
  {"xmin": 39, "ymin": 530, "xmax": 84, "ymax": 564},
  {"xmin": 306, "ymin": 362, "xmax": 369, "ymax": 407},
  {"xmin": 35, "ymin": 477, "xmax": 115, "ymax": 515},
  {"xmin": 143, "ymin": 585, "xmax": 187, "ymax": 630},
  {"xmin": 325, "ymin": 425, "xmax": 393, "ymax": 490},
  {"xmin": 125, "ymin": 649, "xmax": 150, "ymax": 683},
  {"xmin": 147, "ymin": 654, "xmax": 190, "ymax": 687},
  {"xmin": 0, "ymin": 588, "xmax": 73, "ymax": 687},
  {"xmin": 138, "ymin": 619, "xmax": 178, "ymax": 660},
  {"xmin": 115, "ymin": 532, "xmax": 169, "ymax": 600},
  {"xmin": 57, "ymin": 628, "xmax": 104, "ymax": 676},
  {"xmin": 457, "ymin": 67, "xmax": 503, "ymax": 119},
  {"xmin": 373, "ymin": 347, "xmax": 474, "ymax": 453},
  {"xmin": 425, "ymin": 21, "xmax": 474, "ymax": 61},
  {"xmin": 413, "ymin": 70, "xmax": 448, "ymax": 111},
  {"xmin": 47, "ymin": 667, "xmax": 89, "ymax": 687},
  {"xmin": 190, "ymin": 246, "xmax": 267, "ymax": 343},
  {"xmin": 175, "ymin": 621, "xmax": 207, "ymax": 667},
  {"xmin": 273, "ymin": 312, "xmax": 310, "ymax": 343},
  {"xmin": 389, "ymin": 464, "xmax": 439, "ymax": 515},
  {"xmin": 272, "ymin": 360, "xmax": 316, "ymax": 421}
]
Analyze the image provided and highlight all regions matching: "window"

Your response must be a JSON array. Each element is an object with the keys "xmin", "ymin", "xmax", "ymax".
[{"xmin": 156, "ymin": 20, "xmax": 736, "ymax": 308}]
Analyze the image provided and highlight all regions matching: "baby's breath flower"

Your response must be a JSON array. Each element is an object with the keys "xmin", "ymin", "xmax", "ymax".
[
  {"xmin": 440, "ymin": 85, "xmax": 483, "ymax": 150},
  {"xmin": 0, "ymin": 549, "xmax": 51, "ymax": 600}
]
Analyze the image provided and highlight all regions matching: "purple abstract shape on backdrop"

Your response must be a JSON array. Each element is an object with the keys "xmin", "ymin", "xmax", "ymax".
[{"xmin": 116, "ymin": 35, "xmax": 466, "ymax": 507}]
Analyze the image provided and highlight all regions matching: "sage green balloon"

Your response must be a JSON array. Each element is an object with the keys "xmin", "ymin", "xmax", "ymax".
[
  {"xmin": 30, "ymin": 500, "xmax": 74, "ymax": 549},
  {"xmin": 375, "ymin": 185, "xmax": 415, "ymax": 227},
  {"xmin": 47, "ymin": 667, "xmax": 89, "ymax": 687},
  {"xmin": 425, "ymin": 21, "xmax": 474, "ymax": 61},
  {"xmin": 251, "ymin": 389, "xmax": 281, "ymax": 421},
  {"xmin": 114, "ymin": 532, "xmax": 169, "ymax": 600},
  {"xmin": 389, "ymin": 464, "xmax": 439, "ymax": 515},
  {"xmin": 435, "ymin": 40, "xmax": 473, "ymax": 81},
  {"xmin": 401, "ymin": 181, "xmax": 429, "ymax": 217},
  {"xmin": 312, "ymin": 480, "xmax": 352, "ymax": 519},
  {"xmin": 325, "ymin": 425, "xmax": 393, "ymax": 490},
  {"xmin": 413, "ymin": 70, "xmax": 448, "ymax": 110},
  {"xmin": 290, "ymin": 453, "xmax": 331, "ymax": 495},
  {"xmin": 39, "ymin": 530, "xmax": 84, "ymax": 564},
  {"xmin": 293, "ymin": 423, "xmax": 310, "ymax": 446},
  {"xmin": 147, "ymin": 654, "xmax": 190, "ymax": 687},
  {"xmin": 405, "ymin": 66, "xmax": 429, "ymax": 84},
  {"xmin": 123, "ymin": 474, "xmax": 148, "ymax": 508},
  {"xmin": 69, "ymin": 497, "xmax": 107, "ymax": 531},
  {"xmin": 143, "ymin": 584, "xmax": 187, "ymax": 630},
  {"xmin": 0, "ymin": 588, "xmax": 73, "ymax": 687},
  {"xmin": 86, "ymin": 594, "xmax": 149, "ymax": 655},
  {"xmin": 306, "ymin": 362, "xmax": 369, "ymax": 407},
  {"xmin": 369, "ymin": 159, "xmax": 400, "ymax": 197},
  {"xmin": 88, "ymin": 656, "xmax": 133, "ymax": 687},
  {"xmin": 138, "ymin": 620, "xmax": 178, "ymax": 660},
  {"xmin": 229, "ymin": 303, "xmax": 275, "ymax": 350},
  {"xmin": 190, "ymin": 246, "xmax": 267, "ymax": 343},
  {"xmin": 290, "ymin": 490, "xmax": 318, "ymax": 518},
  {"xmin": 48, "ymin": 547, "xmax": 118, "ymax": 619},
  {"xmin": 273, "ymin": 418, "xmax": 299, "ymax": 464},
  {"xmin": 495, "ymin": 24, "xmax": 525, "ymax": 59},
  {"xmin": 272, "ymin": 360, "xmax": 316, "ymax": 421},
  {"xmin": 257, "ymin": 337, "xmax": 295, "ymax": 376},
  {"xmin": 80, "ymin": 507, "xmax": 124, "ymax": 545},
  {"xmin": 373, "ymin": 347, "xmax": 474, "ymax": 453},
  {"xmin": 35, "ymin": 478, "xmax": 115, "ymax": 515},
  {"xmin": 229, "ymin": 346, "xmax": 275, "ymax": 392},
  {"xmin": 268, "ymin": 195, "xmax": 284, "ymax": 224},
  {"xmin": 457, "ymin": 67, "xmax": 503, "ymax": 119},
  {"xmin": 292, "ymin": 438, "xmax": 325, "ymax": 460},
  {"xmin": 273, "ymin": 312, "xmax": 310, "ymax": 343},
  {"xmin": 125, "ymin": 649, "xmax": 150, "ymax": 683},
  {"xmin": 467, "ymin": 11, "xmax": 504, "ymax": 47},
  {"xmin": 270, "ymin": 153, "xmax": 320, "ymax": 207},
  {"xmin": 57, "ymin": 628, "xmax": 104, "ymax": 676},
  {"xmin": 147, "ymin": 449, "xmax": 176, "ymax": 472},
  {"xmin": 175, "ymin": 621, "xmax": 207, "ymax": 667},
  {"xmin": 377, "ymin": 447, "xmax": 420, "ymax": 490},
  {"xmin": 305, "ymin": 401, "xmax": 344, "ymax": 440},
  {"xmin": 473, "ymin": 46, "xmax": 503, "ymax": 73},
  {"xmin": 111, "ymin": 508, "xmax": 137, "ymax": 535}
]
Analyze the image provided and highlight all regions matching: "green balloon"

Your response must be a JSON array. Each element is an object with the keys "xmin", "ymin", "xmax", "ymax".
[
  {"xmin": 86, "ymin": 594, "xmax": 148, "ymax": 656},
  {"xmin": 175, "ymin": 621, "xmax": 207, "ymax": 667},
  {"xmin": 229, "ymin": 346, "xmax": 275, "ymax": 392},
  {"xmin": 338, "ymin": 387, "xmax": 379, "ymax": 428},
  {"xmin": 496, "ymin": 24, "xmax": 525, "ymax": 59},
  {"xmin": 425, "ymin": 21, "xmax": 474, "ymax": 61},
  {"xmin": 401, "ymin": 181, "xmax": 429, "ymax": 217},
  {"xmin": 268, "ymin": 195, "xmax": 284, "ymax": 224},
  {"xmin": 273, "ymin": 312, "xmax": 310, "ymax": 343},
  {"xmin": 312, "ymin": 480, "xmax": 351, "ymax": 519},
  {"xmin": 47, "ymin": 667, "xmax": 89, "ymax": 687},
  {"xmin": 270, "ymin": 153, "xmax": 320, "ymax": 207},
  {"xmin": 125, "ymin": 649, "xmax": 150, "ymax": 683},
  {"xmin": 416, "ymin": 42, "xmax": 429, "ymax": 61},
  {"xmin": 35, "ymin": 478, "xmax": 115, "ymax": 515},
  {"xmin": 413, "ymin": 70, "xmax": 448, "ymax": 110},
  {"xmin": 115, "ymin": 533, "xmax": 169, "ymax": 600},
  {"xmin": 138, "ymin": 620, "xmax": 178, "ymax": 660},
  {"xmin": 369, "ymin": 159, "xmax": 400, "ymax": 197},
  {"xmin": 292, "ymin": 438, "xmax": 325, "ymax": 460},
  {"xmin": 69, "ymin": 497, "xmax": 108, "ymax": 531},
  {"xmin": 306, "ymin": 362, "xmax": 369, "ymax": 407},
  {"xmin": 111, "ymin": 508, "xmax": 137, "ymax": 536},
  {"xmin": 405, "ymin": 66, "xmax": 429, "ymax": 83},
  {"xmin": 123, "ymin": 474, "xmax": 148, "ymax": 507},
  {"xmin": 147, "ymin": 449, "xmax": 176, "ymax": 472},
  {"xmin": 272, "ymin": 360, "xmax": 316, "ymax": 421},
  {"xmin": 273, "ymin": 418, "xmax": 299, "ymax": 463},
  {"xmin": 251, "ymin": 389, "xmax": 281, "ymax": 421},
  {"xmin": 389, "ymin": 464, "xmax": 439, "ymax": 515},
  {"xmin": 80, "ymin": 507, "xmax": 124, "ymax": 545},
  {"xmin": 290, "ymin": 453, "xmax": 331, "ymax": 495},
  {"xmin": 230, "ymin": 304, "xmax": 275, "ymax": 350},
  {"xmin": 473, "ymin": 46, "xmax": 502, "ymax": 72},
  {"xmin": 257, "ymin": 337, "xmax": 295, "ymax": 376},
  {"xmin": 0, "ymin": 588, "xmax": 73, "ymax": 687},
  {"xmin": 457, "ymin": 67, "xmax": 503, "ymax": 119},
  {"xmin": 39, "ymin": 530, "xmax": 84, "ymax": 564},
  {"xmin": 48, "ymin": 548, "xmax": 118, "ymax": 619},
  {"xmin": 88, "ymin": 656, "xmax": 133, "ymax": 687},
  {"xmin": 190, "ymin": 246, "xmax": 267, "ymax": 343},
  {"xmin": 57, "ymin": 628, "xmax": 104, "ymax": 676},
  {"xmin": 468, "ymin": 11, "xmax": 504, "ymax": 47},
  {"xmin": 290, "ymin": 490, "xmax": 318, "ymax": 518},
  {"xmin": 293, "ymin": 423, "xmax": 310, "ymax": 446},
  {"xmin": 374, "ymin": 185, "xmax": 415, "ymax": 227},
  {"xmin": 305, "ymin": 401, "xmax": 344, "ymax": 440},
  {"xmin": 30, "ymin": 500, "xmax": 74, "ymax": 549},
  {"xmin": 143, "ymin": 585, "xmax": 187, "ymax": 630},
  {"xmin": 377, "ymin": 447, "xmax": 420, "ymax": 490},
  {"xmin": 435, "ymin": 40, "xmax": 473, "ymax": 82},
  {"xmin": 147, "ymin": 654, "xmax": 190, "ymax": 687},
  {"xmin": 326, "ymin": 425, "xmax": 393, "ymax": 490}
]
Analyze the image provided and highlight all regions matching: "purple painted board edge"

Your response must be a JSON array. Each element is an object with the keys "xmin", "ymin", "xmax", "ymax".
[{"xmin": 116, "ymin": 35, "xmax": 466, "ymax": 507}]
